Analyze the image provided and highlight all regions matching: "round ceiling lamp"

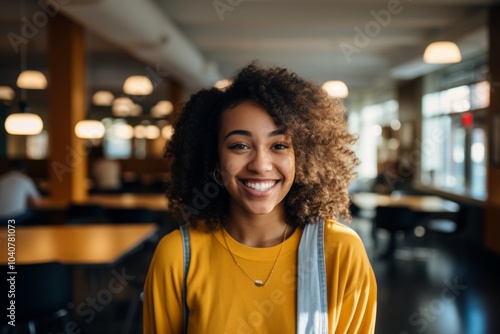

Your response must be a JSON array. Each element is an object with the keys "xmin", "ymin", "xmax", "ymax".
[
  {"xmin": 16, "ymin": 70, "xmax": 47, "ymax": 90},
  {"xmin": 322, "ymin": 80, "xmax": 349, "ymax": 98},
  {"xmin": 0, "ymin": 86, "xmax": 15, "ymax": 101},
  {"xmin": 5, "ymin": 113, "xmax": 43, "ymax": 135},
  {"xmin": 423, "ymin": 41, "xmax": 462, "ymax": 64},
  {"xmin": 162, "ymin": 124, "xmax": 174, "ymax": 140},
  {"xmin": 112, "ymin": 97, "xmax": 134, "ymax": 116},
  {"xmin": 92, "ymin": 90, "xmax": 114, "ymax": 106},
  {"xmin": 134, "ymin": 125, "xmax": 147, "ymax": 139},
  {"xmin": 145, "ymin": 125, "xmax": 160, "ymax": 139},
  {"xmin": 151, "ymin": 100, "xmax": 174, "ymax": 117},
  {"xmin": 5, "ymin": 102, "xmax": 43, "ymax": 135},
  {"xmin": 214, "ymin": 79, "xmax": 232, "ymax": 91},
  {"xmin": 75, "ymin": 120, "xmax": 105, "ymax": 139},
  {"xmin": 123, "ymin": 75, "xmax": 153, "ymax": 95},
  {"xmin": 112, "ymin": 123, "xmax": 134, "ymax": 140}
]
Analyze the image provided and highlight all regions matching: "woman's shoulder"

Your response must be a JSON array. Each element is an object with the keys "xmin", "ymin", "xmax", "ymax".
[
  {"xmin": 155, "ymin": 224, "xmax": 213, "ymax": 252},
  {"xmin": 323, "ymin": 220, "xmax": 371, "ymax": 264},
  {"xmin": 323, "ymin": 219, "xmax": 364, "ymax": 246}
]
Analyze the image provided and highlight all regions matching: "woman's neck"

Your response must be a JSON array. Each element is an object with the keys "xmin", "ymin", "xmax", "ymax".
[{"xmin": 225, "ymin": 206, "xmax": 291, "ymax": 248}]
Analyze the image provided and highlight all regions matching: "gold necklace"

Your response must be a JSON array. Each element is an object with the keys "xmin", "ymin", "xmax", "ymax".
[{"xmin": 222, "ymin": 224, "xmax": 288, "ymax": 287}]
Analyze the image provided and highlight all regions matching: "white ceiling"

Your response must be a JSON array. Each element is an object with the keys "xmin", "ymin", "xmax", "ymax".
[{"xmin": 0, "ymin": 0, "xmax": 498, "ymax": 101}]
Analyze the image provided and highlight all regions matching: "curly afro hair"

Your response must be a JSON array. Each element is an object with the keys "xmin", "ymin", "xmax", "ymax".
[{"xmin": 165, "ymin": 62, "xmax": 359, "ymax": 230}]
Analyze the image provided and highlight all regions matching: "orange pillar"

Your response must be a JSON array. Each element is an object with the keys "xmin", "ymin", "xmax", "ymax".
[
  {"xmin": 47, "ymin": 14, "xmax": 88, "ymax": 205},
  {"xmin": 486, "ymin": 5, "xmax": 500, "ymax": 254}
]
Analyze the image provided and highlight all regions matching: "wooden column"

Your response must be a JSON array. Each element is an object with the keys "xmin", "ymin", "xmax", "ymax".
[
  {"xmin": 47, "ymin": 14, "xmax": 87, "ymax": 205},
  {"xmin": 486, "ymin": 5, "xmax": 500, "ymax": 254}
]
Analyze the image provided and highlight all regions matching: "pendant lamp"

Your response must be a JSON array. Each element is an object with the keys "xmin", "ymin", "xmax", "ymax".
[
  {"xmin": 5, "ymin": 101, "xmax": 43, "ymax": 135},
  {"xmin": 16, "ymin": 70, "xmax": 48, "ymax": 90},
  {"xmin": 322, "ymin": 80, "xmax": 349, "ymax": 98},
  {"xmin": 123, "ymin": 75, "xmax": 153, "ymax": 95},
  {"xmin": 75, "ymin": 120, "xmax": 105, "ymax": 139},
  {"xmin": 423, "ymin": 41, "xmax": 462, "ymax": 64}
]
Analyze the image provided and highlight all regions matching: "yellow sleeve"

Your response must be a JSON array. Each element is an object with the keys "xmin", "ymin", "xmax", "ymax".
[
  {"xmin": 325, "ymin": 221, "xmax": 377, "ymax": 334},
  {"xmin": 335, "ymin": 267, "xmax": 377, "ymax": 333},
  {"xmin": 143, "ymin": 230, "xmax": 185, "ymax": 334}
]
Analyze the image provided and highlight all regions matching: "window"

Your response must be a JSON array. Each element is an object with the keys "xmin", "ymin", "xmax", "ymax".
[
  {"xmin": 421, "ymin": 74, "xmax": 488, "ymax": 200},
  {"xmin": 356, "ymin": 100, "xmax": 398, "ymax": 179}
]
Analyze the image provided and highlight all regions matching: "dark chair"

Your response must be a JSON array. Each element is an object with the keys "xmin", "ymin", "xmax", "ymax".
[
  {"xmin": 0, "ymin": 262, "xmax": 72, "ymax": 333},
  {"xmin": 373, "ymin": 205, "xmax": 418, "ymax": 257},
  {"xmin": 420, "ymin": 204, "xmax": 466, "ymax": 237},
  {"xmin": 66, "ymin": 203, "xmax": 108, "ymax": 224}
]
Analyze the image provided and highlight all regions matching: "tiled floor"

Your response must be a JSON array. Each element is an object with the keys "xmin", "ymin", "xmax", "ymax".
[{"xmin": 21, "ymin": 217, "xmax": 500, "ymax": 334}]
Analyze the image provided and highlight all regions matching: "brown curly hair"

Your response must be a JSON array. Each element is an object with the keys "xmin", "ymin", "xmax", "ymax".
[{"xmin": 165, "ymin": 63, "xmax": 359, "ymax": 230}]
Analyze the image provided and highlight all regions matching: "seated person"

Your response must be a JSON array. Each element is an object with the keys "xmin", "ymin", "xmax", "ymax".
[
  {"xmin": 92, "ymin": 158, "xmax": 122, "ymax": 191},
  {"xmin": 0, "ymin": 160, "xmax": 41, "ymax": 223}
]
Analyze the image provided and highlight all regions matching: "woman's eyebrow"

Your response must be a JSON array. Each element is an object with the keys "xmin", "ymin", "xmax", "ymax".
[
  {"xmin": 224, "ymin": 129, "xmax": 285, "ymax": 140},
  {"xmin": 224, "ymin": 130, "xmax": 251, "ymax": 140}
]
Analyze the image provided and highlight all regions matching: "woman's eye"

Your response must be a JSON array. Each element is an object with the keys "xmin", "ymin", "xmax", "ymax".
[
  {"xmin": 273, "ymin": 143, "xmax": 288, "ymax": 150},
  {"xmin": 229, "ymin": 143, "xmax": 248, "ymax": 150}
]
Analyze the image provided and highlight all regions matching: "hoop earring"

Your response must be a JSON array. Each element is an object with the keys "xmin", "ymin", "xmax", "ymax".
[{"xmin": 212, "ymin": 169, "xmax": 224, "ymax": 187}]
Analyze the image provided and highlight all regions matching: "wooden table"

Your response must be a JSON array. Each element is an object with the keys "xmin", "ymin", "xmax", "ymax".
[
  {"xmin": 351, "ymin": 192, "xmax": 460, "ymax": 213},
  {"xmin": 0, "ymin": 223, "xmax": 158, "ymax": 266},
  {"xmin": 37, "ymin": 193, "xmax": 169, "ymax": 211}
]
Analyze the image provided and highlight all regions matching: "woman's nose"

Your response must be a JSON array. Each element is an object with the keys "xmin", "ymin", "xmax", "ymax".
[{"xmin": 247, "ymin": 149, "xmax": 272, "ymax": 173}]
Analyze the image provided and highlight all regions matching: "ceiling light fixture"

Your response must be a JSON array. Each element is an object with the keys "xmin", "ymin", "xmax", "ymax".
[
  {"xmin": 5, "ymin": 101, "xmax": 43, "ymax": 135},
  {"xmin": 162, "ymin": 124, "xmax": 174, "ymax": 140},
  {"xmin": 423, "ymin": 41, "xmax": 462, "ymax": 64},
  {"xmin": 112, "ymin": 123, "xmax": 134, "ymax": 140},
  {"xmin": 0, "ymin": 86, "xmax": 15, "ymax": 101},
  {"xmin": 214, "ymin": 79, "xmax": 232, "ymax": 91},
  {"xmin": 92, "ymin": 90, "xmax": 114, "ymax": 106},
  {"xmin": 75, "ymin": 120, "xmax": 105, "ymax": 139},
  {"xmin": 145, "ymin": 125, "xmax": 160, "ymax": 139},
  {"xmin": 112, "ymin": 97, "xmax": 143, "ymax": 117},
  {"xmin": 16, "ymin": 70, "xmax": 48, "ymax": 90},
  {"xmin": 123, "ymin": 75, "xmax": 153, "ymax": 95},
  {"xmin": 322, "ymin": 80, "xmax": 349, "ymax": 98},
  {"xmin": 151, "ymin": 100, "xmax": 174, "ymax": 117}
]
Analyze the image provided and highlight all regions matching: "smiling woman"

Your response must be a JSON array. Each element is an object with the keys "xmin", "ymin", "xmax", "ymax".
[{"xmin": 143, "ymin": 63, "xmax": 377, "ymax": 334}]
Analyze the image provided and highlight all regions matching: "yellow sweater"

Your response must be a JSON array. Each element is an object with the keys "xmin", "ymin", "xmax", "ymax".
[{"xmin": 143, "ymin": 220, "xmax": 377, "ymax": 333}]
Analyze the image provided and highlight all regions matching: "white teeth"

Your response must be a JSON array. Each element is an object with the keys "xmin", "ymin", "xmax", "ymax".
[{"xmin": 244, "ymin": 181, "xmax": 276, "ymax": 191}]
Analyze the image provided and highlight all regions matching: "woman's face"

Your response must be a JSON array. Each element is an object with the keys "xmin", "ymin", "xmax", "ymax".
[{"xmin": 218, "ymin": 101, "xmax": 295, "ymax": 218}]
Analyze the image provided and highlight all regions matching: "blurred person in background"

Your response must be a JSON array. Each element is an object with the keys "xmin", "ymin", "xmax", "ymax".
[
  {"xmin": 90, "ymin": 146, "xmax": 122, "ymax": 192},
  {"xmin": 0, "ymin": 159, "xmax": 41, "ymax": 224}
]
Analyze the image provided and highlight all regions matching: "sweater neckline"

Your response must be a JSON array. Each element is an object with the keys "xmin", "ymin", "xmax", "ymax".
[{"xmin": 212, "ymin": 225, "xmax": 303, "ymax": 261}]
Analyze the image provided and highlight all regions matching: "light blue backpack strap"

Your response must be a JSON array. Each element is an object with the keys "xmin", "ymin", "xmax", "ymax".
[
  {"xmin": 297, "ymin": 220, "xmax": 328, "ymax": 334},
  {"xmin": 180, "ymin": 225, "xmax": 191, "ymax": 334}
]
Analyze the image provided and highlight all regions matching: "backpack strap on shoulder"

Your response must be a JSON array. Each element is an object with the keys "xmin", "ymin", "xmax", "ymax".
[
  {"xmin": 297, "ymin": 220, "xmax": 328, "ymax": 334},
  {"xmin": 180, "ymin": 225, "xmax": 191, "ymax": 334}
]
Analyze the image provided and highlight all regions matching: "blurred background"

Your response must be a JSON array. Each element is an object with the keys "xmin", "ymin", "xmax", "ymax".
[{"xmin": 0, "ymin": 0, "xmax": 500, "ymax": 333}]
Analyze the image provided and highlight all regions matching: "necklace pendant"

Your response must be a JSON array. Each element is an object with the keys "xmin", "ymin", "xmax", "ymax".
[{"xmin": 254, "ymin": 280, "xmax": 264, "ymax": 287}]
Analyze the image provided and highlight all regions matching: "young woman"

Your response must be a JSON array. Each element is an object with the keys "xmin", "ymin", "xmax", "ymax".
[{"xmin": 143, "ymin": 64, "xmax": 377, "ymax": 333}]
